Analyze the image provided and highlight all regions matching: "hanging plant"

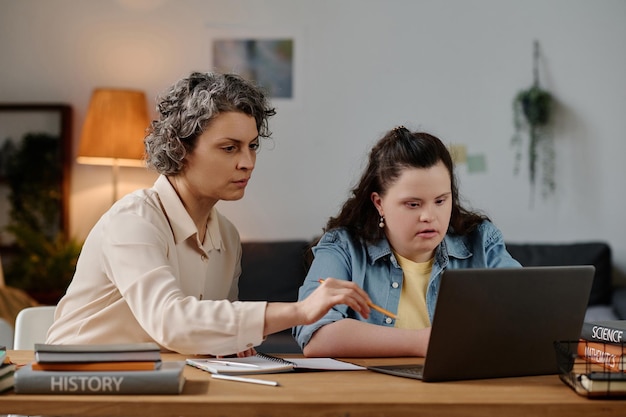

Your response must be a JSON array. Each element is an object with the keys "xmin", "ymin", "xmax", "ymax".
[{"xmin": 512, "ymin": 40, "xmax": 555, "ymax": 204}]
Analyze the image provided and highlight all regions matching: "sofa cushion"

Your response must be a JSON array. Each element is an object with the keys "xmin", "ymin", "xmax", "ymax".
[
  {"xmin": 612, "ymin": 287, "xmax": 626, "ymax": 320},
  {"xmin": 238, "ymin": 240, "xmax": 310, "ymax": 353},
  {"xmin": 238, "ymin": 240, "xmax": 310, "ymax": 303},
  {"xmin": 505, "ymin": 242, "xmax": 612, "ymax": 306}
]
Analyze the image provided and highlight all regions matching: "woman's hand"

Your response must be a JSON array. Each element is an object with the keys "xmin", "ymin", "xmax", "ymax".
[
  {"xmin": 263, "ymin": 277, "xmax": 372, "ymax": 336},
  {"xmin": 217, "ymin": 347, "xmax": 256, "ymax": 358},
  {"xmin": 295, "ymin": 277, "xmax": 372, "ymax": 324},
  {"xmin": 234, "ymin": 347, "xmax": 256, "ymax": 357}
]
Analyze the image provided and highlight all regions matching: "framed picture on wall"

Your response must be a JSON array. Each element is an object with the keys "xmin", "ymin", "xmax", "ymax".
[
  {"xmin": 206, "ymin": 24, "xmax": 305, "ymax": 104},
  {"xmin": 213, "ymin": 38, "xmax": 294, "ymax": 99}
]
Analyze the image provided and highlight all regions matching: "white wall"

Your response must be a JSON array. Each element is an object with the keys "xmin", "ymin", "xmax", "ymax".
[{"xmin": 2, "ymin": 0, "xmax": 625, "ymax": 277}]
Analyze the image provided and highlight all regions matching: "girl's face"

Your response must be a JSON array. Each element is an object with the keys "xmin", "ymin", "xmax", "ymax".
[
  {"xmin": 181, "ymin": 111, "xmax": 259, "ymax": 206},
  {"xmin": 371, "ymin": 161, "xmax": 453, "ymax": 263}
]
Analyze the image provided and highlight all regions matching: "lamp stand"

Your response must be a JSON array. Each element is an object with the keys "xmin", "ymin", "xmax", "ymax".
[{"xmin": 112, "ymin": 159, "xmax": 119, "ymax": 204}]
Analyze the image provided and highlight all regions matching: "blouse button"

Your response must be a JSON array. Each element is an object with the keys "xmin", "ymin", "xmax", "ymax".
[
  {"xmin": 201, "ymin": 254, "xmax": 208, "ymax": 262},
  {"xmin": 391, "ymin": 282, "xmax": 399, "ymax": 289},
  {"xmin": 385, "ymin": 317, "xmax": 393, "ymax": 324}
]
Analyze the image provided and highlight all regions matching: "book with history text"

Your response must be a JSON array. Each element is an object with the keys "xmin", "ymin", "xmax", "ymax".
[{"xmin": 13, "ymin": 361, "xmax": 185, "ymax": 394}]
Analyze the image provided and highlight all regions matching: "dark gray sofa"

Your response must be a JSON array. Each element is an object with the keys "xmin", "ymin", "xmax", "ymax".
[
  {"xmin": 238, "ymin": 240, "xmax": 625, "ymax": 354},
  {"xmin": 238, "ymin": 241, "xmax": 311, "ymax": 353},
  {"xmin": 505, "ymin": 242, "xmax": 626, "ymax": 321}
]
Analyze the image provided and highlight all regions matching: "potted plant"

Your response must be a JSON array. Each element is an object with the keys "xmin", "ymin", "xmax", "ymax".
[
  {"xmin": 512, "ymin": 40, "xmax": 555, "ymax": 205},
  {"xmin": 2, "ymin": 132, "xmax": 81, "ymax": 304}
]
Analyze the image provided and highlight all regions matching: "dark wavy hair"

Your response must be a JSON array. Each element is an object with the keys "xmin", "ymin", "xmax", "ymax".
[
  {"xmin": 144, "ymin": 72, "xmax": 276, "ymax": 175},
  {"xmin": 326, "ymin": 127, "xmax": 488, "ymax": 242}
]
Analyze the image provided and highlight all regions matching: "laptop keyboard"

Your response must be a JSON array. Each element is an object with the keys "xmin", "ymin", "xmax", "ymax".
[
  {"xmin": 396, "ymin": 366, "xmax": 424, "ymax": 376},
  {"xmin": 367, "ymin": 364, "xmax": 425, "ymax": 380}
]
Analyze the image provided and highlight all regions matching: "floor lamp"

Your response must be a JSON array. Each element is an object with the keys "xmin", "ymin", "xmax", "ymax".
[{"xmin": 77, "ymin": 88, "xmax": 150, "ymax": 204}]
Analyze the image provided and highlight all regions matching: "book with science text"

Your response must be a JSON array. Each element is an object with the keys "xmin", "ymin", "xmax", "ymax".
[{"xmin": 580, "ymin": 320, "xmax": 626, "ymax": 345}]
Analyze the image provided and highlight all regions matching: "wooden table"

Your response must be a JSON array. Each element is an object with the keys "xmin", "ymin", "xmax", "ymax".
[{"xmin": 0, "ymin": 350, "xmax": 623, "ymax": 417}]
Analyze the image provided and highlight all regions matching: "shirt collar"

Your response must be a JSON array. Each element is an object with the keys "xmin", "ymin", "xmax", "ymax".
[
  {"xmin": 365, "ymin": 238, "xmax": 394, "ymax": 265},
  {"xmin": 205, "ymin": 208, "xmax": 223, "ymax": 251},
  {"xmin": 364, "ymin": 231, "xmax": 472, "ymax": 265},
  {"xmin": 442, "ymin": 233, "xmax": 472, "ymax": 259},
  {"xmin": 153, "ymin": 175, "xmax": 223, "ymax": 250}
]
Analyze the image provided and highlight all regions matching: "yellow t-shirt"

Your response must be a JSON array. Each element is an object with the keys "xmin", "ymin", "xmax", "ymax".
[{"xmin": 393, "ymin": 252, "xmax": 433, "ymax": 330}]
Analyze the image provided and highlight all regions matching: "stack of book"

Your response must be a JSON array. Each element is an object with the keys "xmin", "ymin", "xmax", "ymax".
[
  {"xmin": 14, "ymin": 342, "xmax": 185, "ymax": 394},
  {"xmin": 0, "ymin": 346, "xmax": 16, "ymax": 392},
  {"xmin": 577, "ymin": 320, "xmax": 626, "ymax": 394}
]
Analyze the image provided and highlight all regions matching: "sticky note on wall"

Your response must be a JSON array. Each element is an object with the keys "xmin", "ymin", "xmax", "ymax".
[
  {"xmin": 449, "ymin": 144, "xmax": 467, "ymax": 164},
  {"xmin": 467, "ymin": 154, "xmax": 487, "ymax": 173}
]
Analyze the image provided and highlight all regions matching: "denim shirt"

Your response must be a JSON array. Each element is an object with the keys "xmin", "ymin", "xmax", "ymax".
[{"xmin": 293, "ymin": 221, "xmax": 521, "ymax": 349}]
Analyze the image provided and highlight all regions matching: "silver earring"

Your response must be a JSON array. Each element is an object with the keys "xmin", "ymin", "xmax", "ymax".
[{"xmin": 379, "ymin": 216, "xmax": 385, "ymax": 228}]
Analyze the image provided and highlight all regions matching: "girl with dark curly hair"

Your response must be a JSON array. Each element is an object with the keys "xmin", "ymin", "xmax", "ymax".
[{"xmin": 294, "ymin": 126, "xmax": 520, "ymax": 357}]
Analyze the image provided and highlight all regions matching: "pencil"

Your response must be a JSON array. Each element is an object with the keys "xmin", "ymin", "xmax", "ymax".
[
  {"xmin": 317, "ymin": 279, "xmax": 398, "ymax": 319},
  {"xmin": 367, "ymin": 303, "xmax": 399, "ymax": 319},
  {"xmin": 211, "ymin": 374, "xmax": 279, "ymax": 387},
  {"xmin": 205, "ymin": 360, "xmax": 261, "ymax": 368}
]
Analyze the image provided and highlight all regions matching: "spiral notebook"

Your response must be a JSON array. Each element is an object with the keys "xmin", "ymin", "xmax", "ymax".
[{"xmin": 186, "ymin": 353, "xmax": 365, "ymax": 375}]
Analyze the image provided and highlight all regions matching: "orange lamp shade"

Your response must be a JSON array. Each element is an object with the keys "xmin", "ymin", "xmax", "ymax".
[{"xmin": 77, "ymin": 88, "xmax": 149, "ymax": 167}]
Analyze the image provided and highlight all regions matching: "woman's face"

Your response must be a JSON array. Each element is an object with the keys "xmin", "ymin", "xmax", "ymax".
[
  {"xmin": 371, "ymin": 161, "xmax": 453, "ymax": 263},
  {"xmin": 180, "ymin": 111, "xmax": 259, "ymax": 205}
]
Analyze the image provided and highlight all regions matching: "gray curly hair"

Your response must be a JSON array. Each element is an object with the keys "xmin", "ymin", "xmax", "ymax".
[{"xmin": 144, "ymin": 72, "xmax": 276, "ymax": 175}]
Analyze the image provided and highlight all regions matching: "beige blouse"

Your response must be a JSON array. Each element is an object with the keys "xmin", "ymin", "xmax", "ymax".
[{"xmin": 46, "ymin": 175, "xmax": 266, "ymax": 355}]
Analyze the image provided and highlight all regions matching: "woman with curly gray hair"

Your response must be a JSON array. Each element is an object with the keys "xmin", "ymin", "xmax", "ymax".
[{"xmin": 48, "ymin": 72, "xmax": 372, "ymax": 356}]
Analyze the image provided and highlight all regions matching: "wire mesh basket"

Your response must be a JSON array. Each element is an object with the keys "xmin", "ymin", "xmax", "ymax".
[{"xmin": 555, "ymin": 340, "xmax": 626, "ymax": 398}]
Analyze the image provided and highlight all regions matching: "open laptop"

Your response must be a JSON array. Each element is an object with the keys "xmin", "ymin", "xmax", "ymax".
[{"xmin": 368, "ymin": 266, "xmax": 594, "ymax": 382}]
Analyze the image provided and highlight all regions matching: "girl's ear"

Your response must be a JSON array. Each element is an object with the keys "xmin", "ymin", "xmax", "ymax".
[{"xmin": 370, "ymin": 192, "xmax": 383, "ymax": 216}]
